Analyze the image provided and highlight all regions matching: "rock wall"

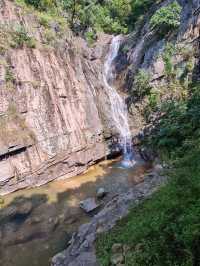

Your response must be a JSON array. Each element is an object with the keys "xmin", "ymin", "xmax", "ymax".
[
  {"xmin": 0, "ymin": 0, "xmax": 115, "ymax": 195},
  {"xmin": 116, "ymin": 0, "xmax": 200, "ymax": 88}
]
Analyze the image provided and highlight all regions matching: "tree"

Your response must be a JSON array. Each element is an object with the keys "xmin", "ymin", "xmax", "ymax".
[{"xmin": 150, "ymin": 1, "xmax": 182, "ymax": 35}]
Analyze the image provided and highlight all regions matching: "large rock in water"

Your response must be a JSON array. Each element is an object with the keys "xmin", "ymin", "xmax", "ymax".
[
  {"xmin": 0, "ymin": 1, "xmax": 117, "ymax": 195},
  {"xmin": 96, "ymin": 187, "xmax": 107, "ymax": 199},
  {"xmin": 80, "ymin": 198, "xmax": 100, "ymax": 213}
]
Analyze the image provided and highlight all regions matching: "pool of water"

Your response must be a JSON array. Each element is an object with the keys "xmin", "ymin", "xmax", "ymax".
[{"xmin": 0, "ymin": 157, "xmax": 151, "ymax": 266}]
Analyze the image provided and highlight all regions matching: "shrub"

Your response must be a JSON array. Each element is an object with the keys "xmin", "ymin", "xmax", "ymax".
[
  {"xmin": 43, "ymin": 28, "xmax": 56, "ymax": 44},
  {"xmin": 24, "ymin": 0, "xmax": 56, "ymax": 11},
  {"xmin": 149, "ymin": 85, "xmax": 200, "ymax": 153},
  {"xmin": 150, "ymin": 1, "xmax": 182, "ymax": 35},
  {"xmin": 5, "ymin": 66, "xmax": 15, "ymax": 83},
  {"xmin": 11, "ymin": 25, "xmax": 36, "ymax": 49},
  {"xmin": 162, "ymin": 43, "xmax": 176, "ymax": 79},
  {"xmin": 84, "ymin": 29, "xmax": 96, "ymax": 46},
  {"xmin": 132, "ymin": 69, "xmax": 152, "ymax": 99},
  {"xmin": 37, "ymin": 13, "xmax": 52, "ymax": 27}
]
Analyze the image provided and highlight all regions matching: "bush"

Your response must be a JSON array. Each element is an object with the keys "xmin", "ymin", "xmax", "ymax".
[
  {"xmin": 162, "ymin": 43, "xmax": 176, "ymax": 79},
  {"xmin": 132, "ymin": 69, "xmax": 152, "ymax": 99},
  {"xmin": 150, "ymin": 1, "xmax": 182, "ymax": 35},
  {"xmin": 84, "ymin": 29, "xmax": 96, "ymax": 46},
  {"xmin": 148, "ymin": 84, "xmax": 200, "ymax": 153},
  {"xmin": 43, "ymin": 28, "xmax": 56, "ymax": 44},
  {"xmin": 37, "ymin": 13, "xmax": 52, "ymax": 27},
  {"xmin": 24, "ymin": 0, "xmax": 56, "ymax": 11},
  {"xmin": 5, "ymin": 66, "xmax": 15, "ymax": 83},
  {"xmin": 128, "ymin": 0, "xmax": 154, "ymax": 28},
  {"xmin": 11, "ymin": 25, "xmax": 36, "ymax": 49}
]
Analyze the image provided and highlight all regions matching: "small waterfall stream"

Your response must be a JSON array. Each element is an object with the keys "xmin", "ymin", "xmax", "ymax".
[{"xmin": 103, "ymin": 36, "xmax": 135, "ymax": 167}]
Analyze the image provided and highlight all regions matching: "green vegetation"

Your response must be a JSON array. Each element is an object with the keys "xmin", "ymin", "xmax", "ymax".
[
  {"xmin": 11, "ymin": 25, "xmax": 36, "ymax": 49},
  {"xmin": 96, "ymin": 143, "xmax": 200, "ymax": 265},
  {"xmin": 96, "ymin": 82, "xmax": 200, "ymax": 265},
  {"xmin": 24, "ymin": 0, "xmax": 56, "ymax": 11},
  {"xmin": 148, "ymin": 86, "xmax": 200, "ymax": 155},
  {"xmin": 150, "ymin": 1, "xmax": 182, "ymax": 35},
  {"xmin": 5, "ymin": 66, "xmax": 15, "ymax": 84},
  {"xmin": 0, "ymin": 22, "xmax": 36, "ymax": 51},
  {"xmin": 162, "ymin": 43, "xmax": 177, "ymax": 79},
  {"xmin": 132, "ymin": 69, "xmax": 152, "ymax": 99},
  {"xmin": 16, "ymin": 0, "xmax": 172, "ymax": 38},
  {"xmin": 13, "ymin": 0, "xmax": 182, "ymax": 44}
]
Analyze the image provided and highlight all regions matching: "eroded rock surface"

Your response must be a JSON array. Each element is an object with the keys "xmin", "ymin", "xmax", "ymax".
[{"xmin": 0, "ymin": 1, "xmax": 119, "ymax": 195}]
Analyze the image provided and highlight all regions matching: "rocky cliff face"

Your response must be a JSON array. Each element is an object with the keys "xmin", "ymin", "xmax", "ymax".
[
  {"xmin": 0, "ymin": 0, "xmax": 118, "ymax": 195},
  {"xmin": 116, "ymin": 0, "xmax": 200, "ymax": 88},
  {"xmin": 113, "ymin": 0, "xmax": 200, "ymax": 138}
]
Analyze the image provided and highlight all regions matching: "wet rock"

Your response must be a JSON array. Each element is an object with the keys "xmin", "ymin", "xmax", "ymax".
[
  {"xmin": 17, "ymin": 201, "xmax": 33, "ymax": 216},
  {"xmin": 79, "ymin": 198, "xmax": 100, "ymax": 213},
  {"xmin": 0, "ymin": 205, "xmax": 18, "ymax": 219},
  {"xmin": 26, "ymin": 216, "xmax": 41, "ymax": 225},
  {"xmin": 48, "ymin": 217, "xmax": 59, "ymax": 230},
  {"xmin": 96, "ymin": 187, "xmax": 106, "ymax": 199},
  {"xmin": 110, "ymin": 253, "xmax": 124, "ymax": 265},
  {"xmin": 65, "ymin": 217, "xmax": 78, "ymax": 225},
  {"xmin": 139, "ymin": 147, "xmax": 155, "ymax": 161}
]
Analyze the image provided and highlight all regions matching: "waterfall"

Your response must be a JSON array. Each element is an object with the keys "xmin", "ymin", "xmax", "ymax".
[{"xmin": 103, "ymin": 36, "xmax": 135, "ymax": 167}]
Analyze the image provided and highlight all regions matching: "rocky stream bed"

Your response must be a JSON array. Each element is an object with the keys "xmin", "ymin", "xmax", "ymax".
[{"xmin": 0, "ymin": 156, "xmax": 166, "ymax": 266}]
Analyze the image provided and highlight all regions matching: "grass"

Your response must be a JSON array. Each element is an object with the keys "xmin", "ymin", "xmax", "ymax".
[{"xmin": 96, "ymin": 147, "xmax": 200, "ymax": 266}]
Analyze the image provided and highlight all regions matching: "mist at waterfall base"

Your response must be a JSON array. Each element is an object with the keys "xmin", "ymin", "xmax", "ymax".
[{"xmin": 103, "ymin": 36, "xmax": 136, "ymax": 168}]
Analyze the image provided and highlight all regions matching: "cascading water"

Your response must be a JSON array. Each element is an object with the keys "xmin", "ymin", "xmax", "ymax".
[{"xmin": 103, "ymin": 36, "xmax": 135, "ymax": 167}]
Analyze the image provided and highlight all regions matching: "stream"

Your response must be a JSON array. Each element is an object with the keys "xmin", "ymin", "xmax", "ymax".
[{"xmin": 0, "ymin": 157, "xmax": 151, "ymax": 266}]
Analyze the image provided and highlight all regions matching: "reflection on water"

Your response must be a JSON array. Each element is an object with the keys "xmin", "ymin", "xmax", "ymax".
[{"xmin": 0, "ymin": 158, "xmax": 151, "ymax": 266}]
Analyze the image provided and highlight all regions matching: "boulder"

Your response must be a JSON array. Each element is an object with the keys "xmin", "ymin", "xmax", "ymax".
[
  {"xmin": 96, "ymin": 187, "xmax": 106, "ymax": 199},
  {"xmin": 112, "ymin": 243, "xmax": 123, "ymax": 254},
  {"xmin": 79, "ymin": 198, "xmax": 100, "ymax": 213},
  {"xmin": 123, "ymin": 244, "xmax": 131, "ymax": 254},
  {"xmin": 110, "ymin": 253, "xmax": 124, "ymax": 265}
]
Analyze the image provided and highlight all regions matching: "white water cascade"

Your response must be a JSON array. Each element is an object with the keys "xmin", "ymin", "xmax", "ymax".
[{"xmin": 103, "ymin": 36, "xmax": 135, "ymax": 167}]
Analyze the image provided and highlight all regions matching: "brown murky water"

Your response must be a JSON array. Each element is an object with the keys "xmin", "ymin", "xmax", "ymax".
[{"xmin": 0, "ymin": 158, "xmax": 151, "ymax": 266}]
